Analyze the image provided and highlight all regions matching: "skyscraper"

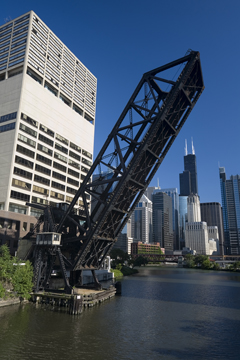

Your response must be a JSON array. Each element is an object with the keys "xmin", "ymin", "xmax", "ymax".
[
  {"xmin": 152, "ymin": 190, "xmax": 173, "ymax": 253},
  {"xmin": 185, "ymin": 195, "xmax": 217, "ymax": 255},
  {"xmin": 0, "ymin": 11, "xmax": 96, "ymax": 214},
  {"xmin": 157, "ymin": 188, "xmax": 179, "ymax": 250},
  {"xmin": 0, "ymin": 11, "xmax": 96, "ymax": 251},
  {"xmin": 180, "ymin": 139, "xmax": 198, "ymax": 196},
  {"xmin": 179, "ymin": 195, "xmax": 188, "ymax": 249},
  {"xmin": 219, "ymin": 167, "xmax": 240, "ymax": 254},
  {"xmin": 200, "ymin": 202, "xmax": 224, "ymax": 255},
  {"xmin": 130, "ymin": 194, "xmax": 152, "ymax": 244}
]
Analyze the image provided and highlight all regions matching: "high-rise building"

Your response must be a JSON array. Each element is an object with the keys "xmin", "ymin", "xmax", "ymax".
[
  {"xmin": 157, "ymin": 188, "xmax": 179, "ymax": 250},
  {"xmin": 152, "ymin": 190, "xmax": 173, "ymax": 254},
  {"xmin": 179, "ymin": 195, "xmax": 188, "ymax": 249},
  {"xmin": 130, "ymin": 194, "xmax": 152, "ymax": 244},
  {"xmin": 187, "ymin": 194, "xmax": 201, "ymax": 222},
  {"xmin": 179, "ymin": 139, "xmax": 198, "ymax": 196},
  {"xmin": 185, "ymin": 194, "xmax": 217, "ymax": 255},
  {"xmin": 185, "ymin": 221, "xmax": 211, "ymax": 255},
  {"xmin": 200, "ymin": 202, "xmax": 224, "ymax": 255},
  {"xmin": 0, "ymin": 11, "xmax": 96, "ymax": 214},
  {"xmin": 219, "ymin": 167, "xmax": 240, "ymax": 254},
  {"xmin": 0, "ymin": 11, "xmax": 96, "ymax": 251}
]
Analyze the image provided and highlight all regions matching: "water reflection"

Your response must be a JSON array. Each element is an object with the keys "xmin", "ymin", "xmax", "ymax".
[{"xmin": 0, "ymin": 267, "xmax": 240, "ymax": 360}]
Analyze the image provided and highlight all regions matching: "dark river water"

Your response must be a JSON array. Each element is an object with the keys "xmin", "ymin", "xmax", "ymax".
[{"xmin": 1, "ymin": 266, "xmax": 240, "ymax": 360}]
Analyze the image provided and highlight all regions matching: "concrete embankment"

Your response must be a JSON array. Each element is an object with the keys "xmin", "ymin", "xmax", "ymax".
[{"xmin": 0, "ymin": 298, "xmax": 28, "ymax": 308}]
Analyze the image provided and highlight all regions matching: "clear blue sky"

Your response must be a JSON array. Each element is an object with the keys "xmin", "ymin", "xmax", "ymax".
[{"xmin": 2, "ymin": 0, "xmax": 240, "ymax": 204}]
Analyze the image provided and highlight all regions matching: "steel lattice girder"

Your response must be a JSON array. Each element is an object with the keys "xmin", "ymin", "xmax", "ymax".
[{"xmin": 58, "ymin": 50, "xmax": 204, "ymax": 271}]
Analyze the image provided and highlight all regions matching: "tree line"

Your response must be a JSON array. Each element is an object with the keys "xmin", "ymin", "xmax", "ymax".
[{"xmin": 0, "ymin": 244, "xmax": 33, "ymax": 300}]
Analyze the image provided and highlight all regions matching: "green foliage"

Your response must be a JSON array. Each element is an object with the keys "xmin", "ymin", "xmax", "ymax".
[
  {"xmin": 110, "ymin": 266, "xmax": 138, "ymax": 278},
  {"xmin": 116, "ymin": 263, "xmax": 122, "ymax": 271},
  {"xmin": 229, "ymin": 261, "xmax": 240, "ymax": 271},
  {"xmin": 201, "ymin": 259, "xmax": 211, "ymax": 270},
  {"xmin": 0, "ymin": 244, "xmax": 14, "ymax": 283},
  {"xmin": 0, "ymin": 245, "xmax": 33, "ymax": 299},
  {"xmin": 0, "ymin": 282, "xmax": 6, "ymax": 298},
  {"xmin": 121, "ymin": 266, "xmax": 138, "ymax": 276},
  {"xmin": 110, "ymin": 268, "xmax": 123, "ymax": 279},
  {"xmin": 194, "ymin": 255, "xmax": 209, "ymax": 267},
  {"xmin": 133, "ymin": 256, "xmax": 148, "ymax": 267},
  {"xmin": 110, "ymin": 248, "xmax": 129, "ymax": 263},
  {"xmin": 184, "ymin": 254, "xmax": 195, "ymax": 268},
  {"xmin": 12, "ymin": 261, "xmax": 33, "ymax": 300},
  {"xmin": 212, "ymin": 262, "xmax": 220, "ymax": 270}
]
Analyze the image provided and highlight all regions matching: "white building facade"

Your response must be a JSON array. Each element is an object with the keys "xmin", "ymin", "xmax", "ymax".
[
  {"xmin": 187, "ymin": 194, "xmax": 201, "ymax": 222},
  {"xmin": 185, "ymin": 222, "xmax": 210, "ymax": 255},
  {"xmin": 131, "ymin": 194, "xmax": 152, "ymax": 244},
  {"xmin": 185, "ymin": 195, "xmax": 218, "ymax": 255},
  {"xmin": 0, "ymin": 11, "xmax": 96, "ymax": 216}
]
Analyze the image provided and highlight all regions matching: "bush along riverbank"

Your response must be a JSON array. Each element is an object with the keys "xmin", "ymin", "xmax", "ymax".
[
  {"xmin": 0, "ymin": 244, "xmax": 33, "ymax": 302},
  {"xmin": 111, "ymin": 265, "xmax": 138, "ymax": 279},
  {"xmin": 184, "ymin": 254, "xmax": 240, "ymax": 271}
]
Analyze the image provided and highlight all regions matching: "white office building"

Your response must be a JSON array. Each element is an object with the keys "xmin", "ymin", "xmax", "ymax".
[
  {"xmin": 185, "ymin": 221, "xmax": 210, "ymax": 255},
  {"xmin": 187, "ymin": 194, "xmax": 201, "ymax": 222},
  {"xmin": 185, "ymin": 195, "xmax": 218, "ymax": 255},
  {"xmin": 0, "ymin": 11, "xmax": 97, "ymax": 218},
  {"xmin": 131, "ymin": 194, "xmax": 152, "ymax": 244}
]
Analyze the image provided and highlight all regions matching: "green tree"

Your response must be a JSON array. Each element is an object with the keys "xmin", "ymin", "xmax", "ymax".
[
  {"xmin": 201, "ymin": 258, "xmax": 211, "ymax": 270},
  {"xmin": 0, "ymin": 245, "xmax": 33, "ymax": 300},
  {"xmin": 212, "ymin": 262, "xmax": 220, "ymax": 270},
  {"xmin": 231, "ymin": 261, "xmax": 240, "ymax": 271},
  {"xmin": 110, "ymin": 248, "xmax": 129, "ymax": 266},
  {"xmin": 12, "ymin": 260, "xmax": 33, "ymax": 300},
  {"xmin": 133, "ymin": 256, "xmax": 148, "ymax": 267},
  {"xmin": 0, "ymin": 244, "xmax": 14, "ymax": 283},
  {"xmin": 194, "ymin": 255, "xmax": 209, "ymax": 267},
  {"xmin": 184, "ymin": 254, "xmax": 195, "ymax": 268}
]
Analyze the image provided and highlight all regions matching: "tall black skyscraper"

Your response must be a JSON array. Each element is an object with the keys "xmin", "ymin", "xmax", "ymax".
[{"xmin": 179, "ymin": 139, "xmax": 198, "ymax": 196}]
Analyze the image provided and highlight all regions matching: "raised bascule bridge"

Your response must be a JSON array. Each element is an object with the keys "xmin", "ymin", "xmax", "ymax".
[{"xmin": 23, "ymin": 50, "xmax": 204, "ymax": 294}]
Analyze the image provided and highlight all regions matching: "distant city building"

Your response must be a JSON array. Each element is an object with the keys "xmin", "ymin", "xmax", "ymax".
[
  {"xmin": 179, "ymin": 139, "xmax": 198, "ymax": 196},
  {"xmin": 185, "ymin": 194, "xmax": 217, "ymax": 255},
  {"xmin": 179, "ymin": 196, "xmax": 188, "ymax": 249},
  {"xmin": 157, "ymin": 188, "xmax": 179, "ymax": 250},
  {"xmin": 114, "ymin": 218, "xmax": 133, "ymax": 254},
  {"xmin": 130, "ymin": 194, "xmax": 152, "ymax": 244},
  {"xmin": 200, "ymin": 202, "xmax": 224, "ymax": 255},
  {"xmin": 219, "ymin": 167, "xmax": 240, "ymax": 254},
  {"xmin": 144, "ymin": 186, "xmax": 158, "ymax": 201},
  {"xmin": 187, "ymin": 194, "xmax": 201, "ymax": 222},
  {"xmin": 152, "ymin": 190, "xmax": 173, "ymax": 254},
  {"xmin": 115, "ymin": 233, "xmax": 133, "ymax": 255},
  {"xmin": 185, "ymin": 222, "xmax": 210, "ymax": 255},
  {"xmin": 131, "ymin": 241, "xmax": 163, "ymax": 256},
  {"xmin": 207, "ymin": 226, "xmax": 220, "ymax": 254}
]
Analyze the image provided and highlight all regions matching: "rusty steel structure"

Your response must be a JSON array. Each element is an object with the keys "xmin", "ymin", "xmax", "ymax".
[{"xmin": 24, "ymin": 50, "xmax": 204, "ymax": 293}]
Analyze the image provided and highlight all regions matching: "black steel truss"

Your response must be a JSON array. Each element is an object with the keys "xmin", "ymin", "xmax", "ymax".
[
  {"xmin": 58, "ymin": 50, "xmax": 204, "ymax": 271},
  {"xmin": 26, "ymin": 50, "xmax": 204, "ymax": 289}
]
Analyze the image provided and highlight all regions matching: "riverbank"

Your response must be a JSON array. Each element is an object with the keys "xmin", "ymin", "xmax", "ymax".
[
  {"xmin": 0, "ymin": 297, "xmax": 28, "ymax": 308},
  {"xmin": 111, "ymin": 265, "xmax": 138, "ymax": 279}
]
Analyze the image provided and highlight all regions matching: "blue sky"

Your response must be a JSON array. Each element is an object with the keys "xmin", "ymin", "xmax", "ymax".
[{"xmin": 2, "ymin": 0, "xmax": 240, "ymax": 204}]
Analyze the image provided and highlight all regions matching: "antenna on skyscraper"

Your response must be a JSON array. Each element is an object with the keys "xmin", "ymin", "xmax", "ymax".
[
  {"xmin": 191, "ymin": 137, "xmax": 195, "ymax": 155},
  {"xmin": 184, "ymin": 139, "xmax": 188, "ymax": 156},
  {"xmin": 157, "ymin": 178, "xmax": 160, "ymax": 189}
]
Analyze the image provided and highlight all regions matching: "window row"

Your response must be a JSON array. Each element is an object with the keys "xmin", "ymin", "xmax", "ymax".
[
  {"xmin": 0, "ymin": 111, "xmax": 17, "ymax": 124},
  {"xmin": 0, "ymin": 122, "xmax": 15, "ymax": 133}
]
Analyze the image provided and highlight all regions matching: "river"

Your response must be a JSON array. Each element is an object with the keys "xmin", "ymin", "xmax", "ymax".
[{"xmin": 0, "ymin": 266, "xmax": 240, "ymax": 360}]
